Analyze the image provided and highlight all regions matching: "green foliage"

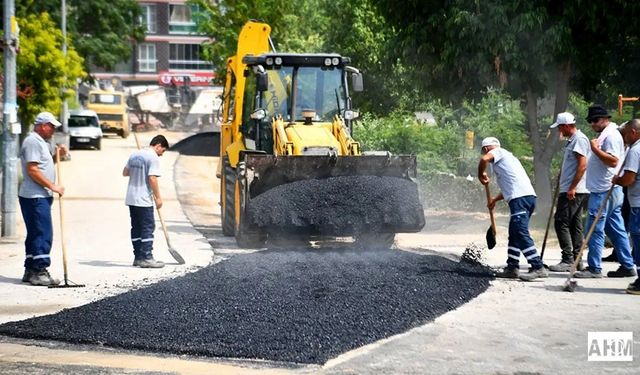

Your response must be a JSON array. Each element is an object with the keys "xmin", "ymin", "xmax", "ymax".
[
  {"xmin": 17, "ymin": 0, "xmax": 144, "ymax": 71},
  {"xmin": 190, "ymin": 0, "xmax": 327, "ymax": 83},
  {"xmin": 16, "ymin": 13, "xmax": 85, "ymax": 129}
]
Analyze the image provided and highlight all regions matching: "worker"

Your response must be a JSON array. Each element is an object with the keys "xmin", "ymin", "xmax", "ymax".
[
  {"xmin": 477, "ymin": 137, "xmax": 548, "ymax": 281},
  {"xmin": 18, "ymin": 112, "xmax": 66, "ymax": 286},
  {"xmin": 611, "ymin": 119, "xmax": 640, "ymax": 294},
  {"xmin": 574, "ymin": 105, "xmax": 636, "ymax": 278},
  {"xmin": 123, "ymin": 135, "xmax": 170, "ymax": 268},
  {"xmin": 548, "ymin": 112, "xmax": 590, "ymax": 272}
]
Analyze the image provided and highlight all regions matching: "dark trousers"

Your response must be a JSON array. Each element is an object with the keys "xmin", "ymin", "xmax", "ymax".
[
  {"xmin": 554, "ymin": 193, "xmax": 588, "ymax": 262},
  {"xmin": 129, "ymin": 206, "xmax": 155, "ymax": 260},
  {"xmin": 507, "ymin": 195, "xmax": 543, "ymax": 269},
  {"xmin": 19, "ymin": 196, "xmax": 54, "ymax": 271}
]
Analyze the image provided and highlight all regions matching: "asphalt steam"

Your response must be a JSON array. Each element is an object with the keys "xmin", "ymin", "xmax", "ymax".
[{"xmin": 0, "ymin": 248, "xmax": 491, "ymax": 364}]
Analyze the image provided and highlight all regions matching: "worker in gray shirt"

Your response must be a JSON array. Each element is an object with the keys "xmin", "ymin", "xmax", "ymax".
[
  {"xmin": 19, "ymin": 112, "xmax": 66, "ymax": 286},
  {"xmin": 548, "ymin": 112, "xmax": 590, "ymax": 272},
  {"xmin": 123, "ymin": 135, "xmax": 169, "ymax": 268},
  {"xmin": 575, "ymin": 105, "xmax": 636, "ymax": 278},
  {"xmin": 613, "ymin": 119, "xmax": 640, "ymax": 294}
]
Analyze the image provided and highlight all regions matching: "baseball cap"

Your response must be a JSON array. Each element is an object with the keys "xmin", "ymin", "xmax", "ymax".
[
  {"xmin": 550, "ymin": 112, "xmax": 575, "ymax": 129},
  {"xmin": 481, "ymin": 137, "xmax": 500, "ymax": 147},
  {"xmin": 34, "ymin": 112, "xmax": 62, "ymax": 127}
]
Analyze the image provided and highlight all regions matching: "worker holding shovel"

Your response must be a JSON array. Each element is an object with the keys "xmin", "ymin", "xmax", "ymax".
[
  {"xmin": 611, "ymin": 119, "xmax": 640, "ymax": 294},
  {"xmin": 18, "ymin": 112, "xmax": 66, "ymax": 286},
  {"xmin": 573, "ymin": 105, "xmax": 636, "ymax": 279},
  {"xmin": 548, "ymin": 112, "xmax": 590, "ymax": 272},
  {"xmin": 478, "ymin": 137, "xmax": 548, "ymax": 281},
  {"xmin": 123, "ymin": 135, "xmax": 169, "ymax": 268}
]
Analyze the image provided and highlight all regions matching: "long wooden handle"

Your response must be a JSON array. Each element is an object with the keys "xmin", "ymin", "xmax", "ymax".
[
  {"xmin": 56, "ymin": 148, "xmax": 69, "ymax": 282},
  {"xmin": 156, "ymin": 204, "xmax": 172, "ymax": 248},
  {"xmin": 484, "ymin": 184, "xmax": 497, "ymax": 235}
]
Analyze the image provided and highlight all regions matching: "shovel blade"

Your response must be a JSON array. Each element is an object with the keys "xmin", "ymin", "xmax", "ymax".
[
  {"xmin": 168, "ymin": 247, "xmax": 186, "ymax": 265},
  {"xmin": 486, "ymin": 226, "xmax": 496, "ymax": 249}
]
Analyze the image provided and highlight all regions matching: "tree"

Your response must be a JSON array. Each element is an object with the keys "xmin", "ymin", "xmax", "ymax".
[
  {"xmin": 371, "ymin": 0, "xmax": 640, "ymax": 213},
  {"xmin": 16, "ymin": 0, "xmax": 144, "ymax": 71},
  {"xmin": 16, "ymin": 13, "xmax": 85, "ymax": 128},
  {"xmin": 190, "ymin": 0, "xmax": 327, "ymax": 83}
]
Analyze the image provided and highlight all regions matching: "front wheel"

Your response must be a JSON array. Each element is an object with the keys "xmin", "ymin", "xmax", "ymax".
[
  {"xmin": 221, "ymin": 156, "xmax": 235, "ymax": 236},
  {"xmin": 354, "ymin": 233, "xmax": 395, "ymax": 250}
]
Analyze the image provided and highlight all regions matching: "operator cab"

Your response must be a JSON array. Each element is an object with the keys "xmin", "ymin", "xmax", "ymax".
[{"xmin": 240, "ymin": 53, "xmax": 363, "ymax": 153}]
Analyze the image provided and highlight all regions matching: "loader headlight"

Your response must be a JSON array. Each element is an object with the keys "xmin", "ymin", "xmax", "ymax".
[
  {"xmin": 324, "ymin": 58, "xmax": 332, "ymax": 67},
  {"xmin": 332, "ymin": 57, "xmax": 340, "ymax": 66},
  {"xmin": 274, "ymin": 57, "xmax": 282, "ymax": 65},
  {"xmin": 344, "ymin": 110, "xmax": 359, "ymax": 120},
  {"xmin": 266, "ymin": 57, "xmax": 274, "ymax": 66}
]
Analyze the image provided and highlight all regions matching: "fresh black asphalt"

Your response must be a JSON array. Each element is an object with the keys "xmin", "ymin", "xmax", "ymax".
[
  {"xmin": 248, "ymin": 176, "xmax": 425, "ymax": 235},
  {"xmin": 0, "ymin": 248, "xmax": 491, "ymax": 364}
]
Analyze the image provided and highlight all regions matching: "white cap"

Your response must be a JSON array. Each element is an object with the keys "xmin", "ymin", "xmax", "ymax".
[
  {"xmin": 550, "ymin": 112, "xmax": 575, "ymax": 129},
  {"xmin": 34, "ymin": 111, "xmax": 61, "ymax": 127},
  {"xmin": 481, "ymin": 137, "xmax": 500, "ymax": 147}
]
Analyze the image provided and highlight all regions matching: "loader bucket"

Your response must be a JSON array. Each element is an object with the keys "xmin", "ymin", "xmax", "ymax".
[{"xmin": 241, "ymin": 154, "xmax": 426, "ymax": 236}]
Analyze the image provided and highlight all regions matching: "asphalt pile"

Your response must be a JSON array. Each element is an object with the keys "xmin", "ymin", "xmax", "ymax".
[
  {"xmin": 248, "ymin": 176, "xmax": 425, "ymax": 235},
  {"xmin": 0, "ymin": 248, "xmax": 491, "ymax": 364}
]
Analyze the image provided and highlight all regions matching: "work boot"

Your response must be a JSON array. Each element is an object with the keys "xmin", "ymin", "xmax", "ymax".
[
  {"xmin": 607, "ymin": 266, "xmax": 637, "ymax": 278},
  {"xmin": 135, "ymin": 258, "xmax": 165, "ymax": 268},
  {"xmin": 21, "ymin": 268, "xmax": 34, "ymax": 282},
  {"xmin": 28, "ymin": 269, "xmax": 60, "ymax": 286},
  {"xmin": 493, "ymin": 266, "xmax": 519, "ymax": 279},
  {"xmin": 573, "ymin": 267, "xmax": 603, "ymax": 278},
  {"xmin": 549, "ymin": 261, "xmax": 573, "ymax": 272},
  {"xmin": 519, "ymin": 266, "xmax": 549, "ymax": 281},
  {"xmin": 627, "ymin": 277, "xmax": 640, "ymax": 291}
]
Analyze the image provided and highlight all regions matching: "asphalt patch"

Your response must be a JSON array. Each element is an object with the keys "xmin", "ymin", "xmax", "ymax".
[
  {"xmin": 0, "ymin": 248, "xmax": 491, "ymax": 364},
  {"xmin": 168, "ymin": 132, "xmax": 220, "ymax": 156},
  {"xmin": 248, "ymin": 176, "xmax": 425, "ymax": 235}
]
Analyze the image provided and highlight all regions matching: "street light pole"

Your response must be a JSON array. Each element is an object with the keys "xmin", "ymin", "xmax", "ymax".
[{"xmin": 2, "ymin": 0, "xmax": 20, "ymax": 238}]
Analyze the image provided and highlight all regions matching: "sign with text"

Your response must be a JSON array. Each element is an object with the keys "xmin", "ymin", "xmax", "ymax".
[
  {"xmin": 587, "ymin": 332, "xmax": 633, "ymax": 362},
  {"xmin": 158, "ymin": 71, "xmax": 214, "ymax": 87}
]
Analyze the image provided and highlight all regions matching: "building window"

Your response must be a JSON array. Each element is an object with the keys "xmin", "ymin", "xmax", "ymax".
[
  {"xmin": 169, "ymin": 4, "xmax": 198, "ymax": 34},
  {"xmin": 140, "ymin": 4, "xmax": 157, "ymax": 34},
  {"xmin": 138, "ymin": 44, "xmax": 156, "ymax": 72},
  {"xmin": 169, "ymin": 44, "xmax": 213, "ymax": 70}
]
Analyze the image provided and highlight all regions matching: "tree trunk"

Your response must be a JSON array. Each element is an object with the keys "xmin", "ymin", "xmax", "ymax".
[{"xmin": 525, "ymin": 61, "xmax": 572, "ymax": 229}]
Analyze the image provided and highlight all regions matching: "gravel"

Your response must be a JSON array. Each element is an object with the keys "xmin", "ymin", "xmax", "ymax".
[
  {"xmin": 248, "ymin": 176, "xmax": 425, "ymax": 235},
  {"xmin": 0, "ymin": 248, "xmax": 492, "ymax": 364}
]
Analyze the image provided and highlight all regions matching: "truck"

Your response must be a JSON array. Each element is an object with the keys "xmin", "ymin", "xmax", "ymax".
[
  {"xmin": 218, "ymin": 21, "xmax": 425, "ymax": 248},
  {"xmin": 86, "ymin": 89, "xmax": 130, "ymax": 138}
]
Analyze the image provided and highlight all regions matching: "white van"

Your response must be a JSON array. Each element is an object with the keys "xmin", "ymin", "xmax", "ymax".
[{"xmin": 68, "ymin": 109, "xmax": 103, "ymax": 150}]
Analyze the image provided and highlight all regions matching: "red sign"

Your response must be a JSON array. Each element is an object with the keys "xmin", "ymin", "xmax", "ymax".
[{"xmin": 158, "ymin": 71, "xmax": 215, "ymax": 86}]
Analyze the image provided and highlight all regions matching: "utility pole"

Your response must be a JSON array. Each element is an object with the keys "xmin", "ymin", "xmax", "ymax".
[
  {"xmin": 61, "ymin": 0, "xmax": 69, "ymax": 133},
  {"xmin": 2, "ymin": 0, "xmax": 20, "ymax": 238}
]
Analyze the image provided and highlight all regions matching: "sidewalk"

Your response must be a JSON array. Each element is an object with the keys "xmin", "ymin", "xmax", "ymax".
[{"xmin": 0, "ymin": 132, "xmax": 214, "ymax": 324}]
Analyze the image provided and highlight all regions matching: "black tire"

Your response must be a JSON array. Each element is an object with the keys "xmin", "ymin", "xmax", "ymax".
[
  {"xmin": 355, "ymin": 233, "xmax": 396, "ymax": 250},
  {"xmin": 221, "ymin": 156, "xmax": 236, "ymax": 236},
  {"xmin": 95, "ymin": 138, "xmax": 102, "ymax": 150},
  {"xmin": 235, "ymin": 162, "xmax": 266, "ymax": 248}
]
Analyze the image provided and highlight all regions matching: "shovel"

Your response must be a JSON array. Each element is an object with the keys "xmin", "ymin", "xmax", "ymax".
[
  {"xmin": 484, "ymin": 184, "xmax": 497, "ymax": 249},
  {"xmin": 540, "ymin": 169, "xmax": 562, "ymax": 267}
]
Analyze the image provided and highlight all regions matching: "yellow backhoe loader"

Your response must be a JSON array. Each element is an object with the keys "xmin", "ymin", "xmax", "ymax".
[{"xmin": 217, "ymin": 21, "xmax": 425, "ymax": 248}]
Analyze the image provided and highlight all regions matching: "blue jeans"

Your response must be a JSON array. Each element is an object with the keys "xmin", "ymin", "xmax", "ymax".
[
  {"xmin": 506, "ymin": 195, "xmax": 543, "ymax": 269},
  {"xmin": 129, "ymin": 206, "xmax": 155, "ymax": 260},
  {"xmin": 19, "ymin": 196, "xmax": 54, "ymax": 271},
  {"xmin": 585, "ymin": 187, "xmax": 635, "ymax": 273},
  {"xmin": 627, "ymin": 207, "xmax": 640, "ymax": 270}
]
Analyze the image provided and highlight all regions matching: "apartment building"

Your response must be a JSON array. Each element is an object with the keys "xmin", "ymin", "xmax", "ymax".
[{"xmin": 93, "ymin": 0, "xmax": 214, "ymax": 88}]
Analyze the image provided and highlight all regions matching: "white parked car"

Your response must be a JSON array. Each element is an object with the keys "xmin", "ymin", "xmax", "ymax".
[{"xmin": 68, "ymin": 110, "xmax": 103, "ymax": 150}]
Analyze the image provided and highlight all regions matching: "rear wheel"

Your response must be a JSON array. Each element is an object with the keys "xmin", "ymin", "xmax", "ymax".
[
  {"xmin": 354, "ymin": 233, "xmax": 396, "ymax": 250},
  {"xmin": 221, "ymin": 156, "xmax": 236, "ymax": 236}
]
